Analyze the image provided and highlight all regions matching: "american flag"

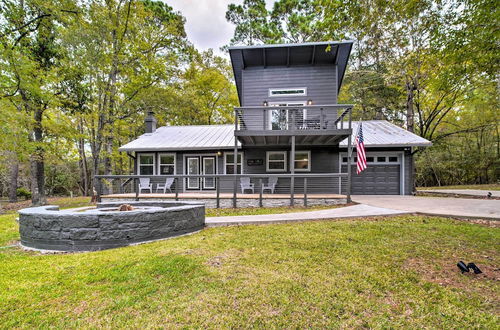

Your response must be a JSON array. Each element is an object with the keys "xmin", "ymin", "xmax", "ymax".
[{"xmin": 355, "ymin": 122, "xmax": 367, "ymax": 174}]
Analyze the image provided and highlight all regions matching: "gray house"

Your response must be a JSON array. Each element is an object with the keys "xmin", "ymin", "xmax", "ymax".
[{"xmin": 119, "ymin": 41, "xmax": 431, "ymax": 196}]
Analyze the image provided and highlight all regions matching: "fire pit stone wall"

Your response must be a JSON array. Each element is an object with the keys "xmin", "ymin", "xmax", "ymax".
[{"xmin": 18, "ymin": 201, "xmax": 205, "ymax": 252}]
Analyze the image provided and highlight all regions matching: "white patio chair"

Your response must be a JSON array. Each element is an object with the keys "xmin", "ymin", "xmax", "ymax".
[
  {"xmin": 262, "ymin": 177, "xmax": 278, "ymax": 194},
  {"xmin": 240, "ymin": 177, "xmax": 254, "ymax": 193},
  {"xmin": 156, "ymin": 177, "xmax": 175, "ymax": 193},
  {"xmin": 138, "ymin": 178, "xmax": 152, "ymax": 193}
]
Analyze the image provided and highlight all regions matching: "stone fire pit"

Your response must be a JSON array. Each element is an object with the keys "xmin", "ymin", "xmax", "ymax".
[{"xmin": 18, "ymin": 201, "xmax": 205, "ymax": 252}]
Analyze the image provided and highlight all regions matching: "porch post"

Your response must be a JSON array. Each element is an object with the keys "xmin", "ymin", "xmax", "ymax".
[
  {"xmin": 346, "ymin": 107, "xmax": 353, "ymax": 203},
  {"xmin": 233, "ymin": 114, "xmax": 238, "ymax": 208},
  {"xmin": 290, "ymin": 135, "xmax": 295, "ymax": 206}
]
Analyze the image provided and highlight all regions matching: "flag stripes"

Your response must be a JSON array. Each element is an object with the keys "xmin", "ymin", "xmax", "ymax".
[{"xmin": 355, "ymin": 122, "xmax": 367, "ymax": 174}]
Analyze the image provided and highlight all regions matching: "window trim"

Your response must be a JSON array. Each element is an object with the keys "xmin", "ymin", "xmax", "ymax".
[
  {"xmin": 137, "ymin": 153, "xmax": 155, "ymax": 175},
  {"xmin": 294, "ymin": 150, "xmax": 311, "ymax": 172},
  {"xmin": 266, "ymin": 151, "xmax": 287, "ymax": 172},
  {"xmin": 157, "ymin": 153, "xmax": 176, "ymax": 175},
  {"xmin": 269, "ymin": 87, "xmax": 307, "ymax": 97},
  {"xmin": 223, "ymin": 152, "xmax": 244, "ymax": 174}
]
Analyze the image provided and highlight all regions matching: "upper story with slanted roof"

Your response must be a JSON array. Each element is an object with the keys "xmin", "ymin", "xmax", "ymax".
[{"xmin": 228, "ymin": 41, "xmax": 355, "ymax": 146}]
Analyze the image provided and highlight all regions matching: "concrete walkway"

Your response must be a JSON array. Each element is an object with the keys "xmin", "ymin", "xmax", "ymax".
[
  {"xmin": 352, "ymin": 195, "xmax": 500, "ymax": 220},
  {"xmin": 419, "ymin": 189, "xmax": 500, "ymax": 198},
  {"xmin": 205, "ymin": 204, "xmax": 409, "ymax": 227}
]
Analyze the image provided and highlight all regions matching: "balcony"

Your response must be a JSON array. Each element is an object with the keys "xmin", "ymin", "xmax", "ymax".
[{"xmin": 234, "ymin": 104, "xmax": 353, "ymax": 146}]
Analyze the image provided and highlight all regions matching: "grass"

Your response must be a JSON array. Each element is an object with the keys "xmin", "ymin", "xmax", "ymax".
[
  {"xmin": 205, "ymin": 204, "xmax": 346, "ymax": 217},
  {"xmin": 0, "ymin": 213, "xmax": 498, "ymax": 328},
  {"xmin": 418, "ymin": 184, "xmax": 500, "ymax": 191},
  {"xmin": 1, "ymin": 196, "xmax": 92, "ymax": 213}
]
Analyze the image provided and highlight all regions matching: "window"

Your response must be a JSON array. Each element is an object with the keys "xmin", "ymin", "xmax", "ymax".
[
  {"xmin": 377, "ymin": 156, "xmax": 386, "ymax": 163},
  {"xmin": 294, "ymin": 151, "xmax": 311, "ymax": 171},
  {"xmin": 266, "ymin": 151, "xmax": 287, "ymax": 172},
  {"xmin": 158, "ymin": 153, "xmax": 175, "ymax": 175},
  {"xmin": 269, "ymin": 88, "xmax": 307, "ymax": 97},
  {"xmin": 388, "ymin": 156, "xmax": 398, "ymax": 163},
  {"xmin": 366, "ymin": 156, "xmax": 374, "ymax": 163},
  {"xmin": 342, "ymin": 154, "xmax": 400, "ymax": 164},
  {"xmin": 224, "ymin": 152, "xmax": 243, "ymax": 174},
  {"xmin": 138, "ymin": 154, "xmax": 154, "ymax": 175}
]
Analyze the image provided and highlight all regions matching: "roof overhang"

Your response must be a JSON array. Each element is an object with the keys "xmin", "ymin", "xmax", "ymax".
[{"xmin": 229, "ymin": 41, "xmax": 354, "ymax": 105}]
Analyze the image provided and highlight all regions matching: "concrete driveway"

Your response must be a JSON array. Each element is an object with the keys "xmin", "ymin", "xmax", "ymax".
[{"xmin": 352, "ymin": 195, "xmax": 500, "ymax": 220}]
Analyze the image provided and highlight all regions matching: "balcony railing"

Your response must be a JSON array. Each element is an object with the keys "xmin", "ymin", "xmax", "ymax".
[{"xmin": 235, "ymin": 104, "xmax": 353, "ymax": 132}]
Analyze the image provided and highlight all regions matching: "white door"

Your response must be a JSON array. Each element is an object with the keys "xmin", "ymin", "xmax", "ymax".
[
  {"xmin": 202, "ymin": 157, "xmax": 216, "ymax": 190},
  {"xmin": 186, "ymin": 157, "xmax": 200, "ymax": 189}
]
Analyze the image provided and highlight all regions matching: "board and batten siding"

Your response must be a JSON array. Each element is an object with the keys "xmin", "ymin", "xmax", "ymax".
[{"xmin": 241, "ymin": 66, "xmax": 338, "ymax": 106}]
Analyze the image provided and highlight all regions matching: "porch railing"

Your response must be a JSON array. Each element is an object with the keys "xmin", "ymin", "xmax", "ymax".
[
  {"xmin": 95, "ymin": 173, "xmax": 350, "ymax": 208},
  {"xmin": 235, "ymin": 104, "xmax": 353, "ymax": 132}
]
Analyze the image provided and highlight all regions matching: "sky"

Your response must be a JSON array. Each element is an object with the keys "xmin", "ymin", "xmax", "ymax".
[{"xmin": 165, "ymin": 0, "xmax": 275, "ymax": 57}]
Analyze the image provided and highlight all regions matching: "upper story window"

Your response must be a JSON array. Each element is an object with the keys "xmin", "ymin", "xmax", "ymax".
[
  {"xmin": 269, "ymin": 87, "xmax": 307, "ymax": 97},
  {"xmin": 138, "ymin": 154, "xmax": 155, "ymax": 175}
]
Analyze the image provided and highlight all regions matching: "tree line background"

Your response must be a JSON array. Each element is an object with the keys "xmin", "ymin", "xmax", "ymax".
[{"xmin": 0, "ymin": 0, "xmax": 498, "ymax": 205}]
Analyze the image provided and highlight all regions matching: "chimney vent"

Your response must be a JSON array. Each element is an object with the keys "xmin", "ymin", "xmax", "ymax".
[{"xmin": 145, "ymin": 111, "xmax": 157, "ymax": 134}]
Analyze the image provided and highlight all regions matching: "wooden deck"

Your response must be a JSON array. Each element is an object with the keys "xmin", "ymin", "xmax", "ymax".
[{"xmin": 102, "ymin": 192, "xmax": 346, "ymax": 199}]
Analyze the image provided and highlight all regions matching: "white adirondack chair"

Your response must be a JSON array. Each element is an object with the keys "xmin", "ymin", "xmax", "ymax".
[
  {"xmin": 157, "ymin": 177, "xmax": 175, "ymax": 193},
  {"xmin": 262, "ymin": 177, "xmax": 278, "ymax": 194},
  {"xmin": 240, "ymin": 177, "xmax": 254, "ymax": 193},
  {"xmin": 138, "ymin": 178, "xmax": 153, "ymax": 193}
]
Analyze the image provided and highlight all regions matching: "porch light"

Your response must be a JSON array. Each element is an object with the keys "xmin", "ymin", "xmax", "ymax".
[
  {"xmin": 307, "ymin": 99, "xmax": 313, "ymax": 105},
  {"xmin": 216, "ymin": 151, "xmax": 222, "ymax": 157},
  {"xmin": 263, "ymin": 100, "xmax": 268, "ymax": 107}
]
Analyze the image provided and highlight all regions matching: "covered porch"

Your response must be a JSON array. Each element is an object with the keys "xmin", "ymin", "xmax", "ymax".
[{"xmin": 95, "ymin": 173, "xmax": 349, "ymax": 208}]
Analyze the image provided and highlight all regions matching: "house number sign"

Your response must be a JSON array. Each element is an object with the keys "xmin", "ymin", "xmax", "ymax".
[{"xmin": 247, "ymin": 159, "xmax": 263, "ymax": 166}]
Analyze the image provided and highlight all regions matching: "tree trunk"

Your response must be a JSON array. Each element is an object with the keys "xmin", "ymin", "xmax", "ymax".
[
  {"xmin": 406, "ymin": 80, "xmax": 415, "ymax": 133},
  {"xmin": 8, "ymin": 153, "xmax": 18, "ymax": 203},
  {"xmin": 31, "ymin": 108, "xmax": 46, "ymax": 206}
]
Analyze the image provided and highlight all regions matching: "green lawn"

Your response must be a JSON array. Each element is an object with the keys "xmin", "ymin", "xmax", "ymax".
[
  {"xmin": 205, "ymin": 204, "xmax": 346, "ymax": 217},
  {"xmin": 418, "ymin": 184, "xmax": 500, "ymax": 191},
  {"xmin": 0, "ymin": 213, "xmax": 498, "ymax": 328}
]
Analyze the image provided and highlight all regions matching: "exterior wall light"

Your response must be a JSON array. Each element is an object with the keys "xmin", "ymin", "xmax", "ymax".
[
  {"xmin": 216, "ymin": 151, "xmax": 222, "ymax": 157},
  {"xmin": 263, "ymin": 100, "xmax": 268, "ymax": 107},
  {"xmin": 307, "ymin": 99, "xmax": 313, "ymax": 105}
]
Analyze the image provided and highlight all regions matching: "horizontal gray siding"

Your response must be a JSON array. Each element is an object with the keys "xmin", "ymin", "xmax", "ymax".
[{"xmin": 241, "ymin": 66, "xmax": 338, "ymax": 106}]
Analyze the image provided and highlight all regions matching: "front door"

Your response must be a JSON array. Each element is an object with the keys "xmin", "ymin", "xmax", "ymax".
[
  {"xmin": 186, "ymin": 157, "xmax": 200, "ymax": 190},
  {"xmin": 185, "ymin": 155, "xmax": 217, "ymax": 191},
  {"xmin": 202, "ymin": 157, "xmax": 216, "ymax": 189}
]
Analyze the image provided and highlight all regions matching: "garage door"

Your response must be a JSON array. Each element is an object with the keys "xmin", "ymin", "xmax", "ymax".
[{"xmin": 341, "ymin": 154, "xmax": 402, "ymax": 195}]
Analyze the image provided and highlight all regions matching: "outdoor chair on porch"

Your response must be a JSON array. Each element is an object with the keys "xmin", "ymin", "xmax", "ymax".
[
  {"xmin": 261, "ymin": 177, "xmax": 278, "ymax": 194},
  {"xmin": 156, "ymin": 177, "xmax": 174, "ymax": 193},
  {"xmin": 138, "ymin": 178, "xmax": 153, "ymax": 193},
  {"xmin": 240, "ymin": 177, "xmax": 254, "ymax": 193}
]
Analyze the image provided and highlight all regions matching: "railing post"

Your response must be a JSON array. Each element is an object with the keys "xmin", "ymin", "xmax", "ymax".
[
  {"xmin": 290, "ymin": 135, "xmax": 295, "ymax": 207},
  {"xmin": 346, "ymin": 107, "xmax": 353, "ymax": 203},
  {"xmin": 216, "ymin": 177, "xmax": 220, "ymax": 208},
  {"xmin": 304, "ymin": 177, "xmax": 308, "ymax": 207},
  {"xmin": 175, "ymin": 177, "xmax": 179, "ymax": 201},
  {"xmin": 259, "ymin": 178, "xmax": 263, "ymax": 207},
  {"xmin": 233, "ymin": 114, "xmax": 238, "ymax": 208},
  {"xmin": 135, "ymin": 178, "xmax": 139, "ymax": 201},
  {"xmin": 263, "ymin": 109, "xmax": 266, "ymax": 130},
  {"xmin": 320, "ymin": 107, "xmax": 324, "ymax": 129}
]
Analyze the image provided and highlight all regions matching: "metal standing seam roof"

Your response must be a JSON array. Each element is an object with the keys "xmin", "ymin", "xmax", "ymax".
[
  {"xmin": 118, "ymin": 121, "xmax": 431, "ymax": 152},
  {"xmin": 339, "ymin": 121, "xmax": 431, "ymax": 148},
  {"xmin": 118, "ymin": 125, "xmax": 238, "ymax": 152}
]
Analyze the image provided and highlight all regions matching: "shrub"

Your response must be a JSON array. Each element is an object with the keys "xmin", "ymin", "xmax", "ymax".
[{"xmin": 16, "ymin": 187, "xmax": 32, "ymax": 200}]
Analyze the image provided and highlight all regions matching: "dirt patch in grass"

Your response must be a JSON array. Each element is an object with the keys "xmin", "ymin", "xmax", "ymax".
[{"xmin": 405, "ymin": 257, "xmax": 500, "ymax": 306}]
